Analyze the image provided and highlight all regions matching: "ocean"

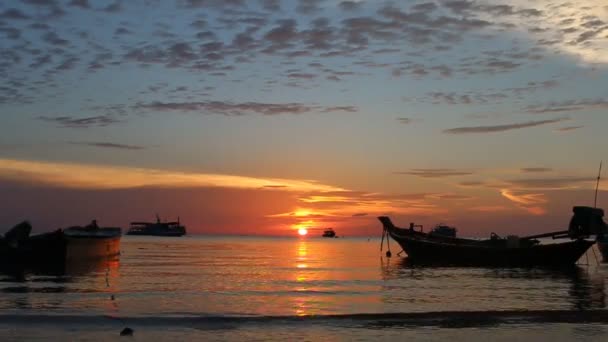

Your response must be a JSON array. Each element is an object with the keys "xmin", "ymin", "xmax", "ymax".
[{"xmin": 1, "ymin": 236, "xmax": 607, "ymax": 341}]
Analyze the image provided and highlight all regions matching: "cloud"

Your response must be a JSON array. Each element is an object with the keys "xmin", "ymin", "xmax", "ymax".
[
  {"xmin": 37, "ymin": 115, "xmax": 122, "ymax": 128},
  {"xmin": 504, "ymin": 177, "xmax": 595, "ymax": 190},
  {"xmin": 396, "ymin": 117, "xmax": 413, "ymax": 124},
  {"xmin": 0, "ymin": 8, "xmax": 31, "ymax": 20},
  {"xmin": 554, "ymin": 126, "xmax": 584, "ymax": 132},
  {"xmin": 443, "ymin": 117, "xmax": 568, "ymax": 134},
  {"xmin": 526, "ymin": 99, "xmax": 608, "ymax": 114},
  {"xmin": 0, "ymin": 158, "xmax": 345, "ymax": 192},
  {"xmin": 134, "ymin": 101, "xmax": 357, "ymax": 116},
  {"xmin": 500, "ymin": 189, "xmax": 547, "ymax": 215},
  {"xmin": 521, "ymin": 167, "xmax": 553, "ymax": 173},
  {"xmin": 68, "ymin": 0, "xmax": 90, "ymax": 9},
  {"xmin": 68, "ymin": 141, "xmax": 145, "ymax": 150},
  {"xmin": 395, "ymin": 169, "xmax": 474, "ymax": 178},
  {"xmin": 339, "ymin": 1, "xmax": 361, "ymax": 11}
]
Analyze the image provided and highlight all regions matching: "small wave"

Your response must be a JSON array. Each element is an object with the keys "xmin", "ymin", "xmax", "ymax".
[{"xmin": 1, "ymin": 310, "xmax": 608, "ymax": 329}]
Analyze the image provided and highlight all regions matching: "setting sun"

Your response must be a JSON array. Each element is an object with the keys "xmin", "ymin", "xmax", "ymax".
[{"xmin": 298, "ymin": 228, "xmax": 308, "ymax": 236}]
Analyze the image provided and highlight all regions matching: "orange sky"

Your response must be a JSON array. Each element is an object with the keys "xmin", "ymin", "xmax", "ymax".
[{"xmin": 0, "ymin": 158, "xmax": 605, "ymax": 237}]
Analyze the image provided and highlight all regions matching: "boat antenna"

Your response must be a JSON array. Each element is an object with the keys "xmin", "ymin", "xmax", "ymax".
[{"xmin": 594, "ymin": 161, "xmax": 602, "ymax": 208}]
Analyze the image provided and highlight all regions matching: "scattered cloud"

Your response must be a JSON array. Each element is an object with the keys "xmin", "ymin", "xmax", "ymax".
[
  {"xmin": 554, "ymin": 126, "xmax": 584, "ymax": 132},
  {"xmin": 521, "ymin": 167, "xmax": 553, "ymax": 173},
  {"xmin": 396, "ymin": 117, "xmax": 413, "ymax": 124},
  {"xmin": 134, "ymin": 101, "xmax": 357, "ymax": 116},
  {"xmin": 395, "ymin": 168, "xmax": 474, "ymax": 178},
  {"xmin": 443, "ymin": 117, "xmax": 569, "ymax": 134},
  {"xmin": 37, "ymin": 115, "xmax": 121, "ymax": 128},
  {"xmin": 68, "ymin": 141, "xmax": 145, "ymax": 150},
  {"xmin": 526, "ymin": 99, "xmax": 608, "ymax": 114}
]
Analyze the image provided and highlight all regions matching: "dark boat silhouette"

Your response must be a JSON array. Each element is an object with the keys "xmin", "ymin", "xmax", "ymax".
[
  {"xmin": 127, "ymin": 215, "xmax": 186, "ymax": 237},
  {"xmin": 598, "ymin": 236, "xmax": 608, "ymax": 262},
  {"xmin": 0, "ymin": 220, "xmax": 121, "ymax": 267},
  {"xmin": 379, "ymin": 206, "xmax": 606, "ymax": 267},
  {"xmin": 322, "ymin": 228, "xmax": 337, "ymax": 238}
]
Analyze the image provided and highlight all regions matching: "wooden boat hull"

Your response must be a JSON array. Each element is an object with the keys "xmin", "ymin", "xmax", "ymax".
[
  {"xmin": 391, "ymin": 233, "xmax": 594, "ymax": 267},
  {"xmin": 380, "ymin": 217, "xmax": 595, "ymax": 267},
  {"xmin": 1, "ymin": 230, "xmax": 121, "ymax": 266},
  {"xmin": 598, "ymin": 237, "xmax": 608, "ymax": 262},
  {"xmin": 126, "ymin": 231, "xmax": 185, "ymax": 237}
]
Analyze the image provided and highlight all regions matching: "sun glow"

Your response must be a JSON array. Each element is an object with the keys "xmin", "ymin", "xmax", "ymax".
[{"xmin": 298, "ymin": 228, "xmax": 308, "ymax": 236}]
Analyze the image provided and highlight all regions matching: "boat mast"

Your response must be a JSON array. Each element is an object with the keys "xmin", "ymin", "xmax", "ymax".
[{"xmin": 594, "ymin": 161, "xmax": 602, "ymax": 208}]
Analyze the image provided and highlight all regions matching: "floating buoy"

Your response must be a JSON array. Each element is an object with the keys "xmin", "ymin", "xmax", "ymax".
[{"xmin": 120, "ymin": 327, "xmax": 133, "ymax": 336}]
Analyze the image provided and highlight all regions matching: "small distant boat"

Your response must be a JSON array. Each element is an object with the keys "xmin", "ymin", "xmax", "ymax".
[
  {"xmin": 0, "ymin": 220, "xmax": 122, "ymax": 267},
  {"xmin": 379, "ymin": 206, "xmax": 606, "ymax": 267},
  {"xmin": 127, "ymin": 215, "xmax": 186, "ymax": 237},
  {"xmin": 322, "ymin": 228, "xmax": 337, "ymax": 238}
]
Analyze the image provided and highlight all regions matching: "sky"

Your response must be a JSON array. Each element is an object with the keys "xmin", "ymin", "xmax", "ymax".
[{"xmin": 0, "ymin": 0, "xmax": 607, "ymax": 236}]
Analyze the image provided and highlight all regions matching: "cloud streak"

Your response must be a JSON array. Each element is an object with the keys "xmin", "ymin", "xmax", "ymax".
[
  {"xmin": 443, "ymin": 117, "xmax": 568, "ymax": 134},
  {"xmin": 134, "ymin": 101, "xmax": 357, "ymax": 116},
  {"xmin": 68, "ymin": 141, "xmax": 145, "ymax": 150},
  {"xmin": 395, "ymin": 169, "xmax": 474, "ymax": 178},
  {"xmin": 0, "ymin": 158, "xmax": 345, "ymax": 192},
  {"xmin": 37, "ymin": 115, "xmax": 121, "ymax": 128}
]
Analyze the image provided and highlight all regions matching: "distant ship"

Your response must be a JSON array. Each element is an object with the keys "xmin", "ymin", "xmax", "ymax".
[
  {"xmin": 322, "ymin": 228, "xmax": 337, "ymax": 238},
  {"xmin": 127, "ymin": 215, "xmax": 186, "ymax": 237}
]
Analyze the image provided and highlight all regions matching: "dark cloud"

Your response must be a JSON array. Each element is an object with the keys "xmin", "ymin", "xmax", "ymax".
[
  {"xmin": 263, "ymin": 19, "xmax": 298, "ymax": 51},
  {"xmin": 29, "ymin": 54, "xmax": 52, "ymax": 68},
  {"xmin": 432, "ymin": 193, "xmax": 473, "ymax": 200},
  {"xmin": 459, "ymin": 181, "xmax": 485, "ymax": 187},
  {"xmin": 296, "ymin": 0, "xmax": 324, "ymax": 15},
  {"xmin": 412, "ymin": 2, "xmax": 438, "ymax": 12},
  {"xmin": 42, "ymin": 32, "xmax": 70, "ymax": 46},
  {"xmin": 37, "ymin": 115, "xmax": 121, "ymax": 128},
  {"xmin": 68, "ymin": 141, "xmax": 144, "ymax": 150},
  {"xmin": 0, "ymin": 8, "xmax": 31, "ymax": 20},
  {"xmin": 395, "ymin": 169, "xmax": 474, "ymax": 178},
  {"xmin": 114, "ymin": 27, "xmax": 131, "ymax": 35},
  {"xmin": 320, "ymin": 106, "xmax": 357, "ymax": 113},
  {"xmin": 68, "ymin": 0, "xmax": 90, "ymax": 9},
  {"xmin": 259, "ymin": 0, "xmax": 280, "ymax": 11},
  {"xmin": 521, "ymin": 168, "xmax": 552, "ymax": 173},
  {"xmin": 262, "ymin": 185, "xmax": 288, "ymax": 189},
  {"xmin": 339, "ymin": 1, "xmax": 361, "ymax": 11},
  {"xmin": 134, "ymin": 101, "xmax": 357, "ymax": 116},
  {"xmin": 287, "ymin": 72, "xmax": 316, "ymax": 79},
  {"xmin": 103, "ymin": 1, "xmax": 123, "ymax": 13},
  {"xmin": 526, "ymin": 99, "xmax": 608, "ymax": 114},
  {"xmin": 443, "ymin": 118, "xmax": 569, "ymax": 134},
  {"xmin": 1, "ymin": 27, "xmax": 21, "ymax": 39},
  {"xmin": 352, "ymin": 213, "xmax": 367, "ymax": 217}
]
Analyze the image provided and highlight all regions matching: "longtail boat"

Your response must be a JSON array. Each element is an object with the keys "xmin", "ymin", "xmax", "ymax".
[
  {"xmin": 378, "ymin": 206, "xmax": 606, "ymax": 267},
  {"xmin": 1, "ymin": 220, "xmax": 121, "ymax": 267}
]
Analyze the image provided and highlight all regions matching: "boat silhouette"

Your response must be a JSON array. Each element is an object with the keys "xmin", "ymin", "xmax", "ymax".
[
  {"xmin": 127, "ymin": 215, "xmax": 186, "ymax": 237},
  {"xmin": 379, "ymin": 206, "xmax": 606, "ymax": 267}
]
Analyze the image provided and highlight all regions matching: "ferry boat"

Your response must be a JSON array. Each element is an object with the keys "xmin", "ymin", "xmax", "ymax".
[
  {"xmin": 0, "ymin": 220, "xmax": 122, "ymax": 267},
  {"xmin": 127, "ymin": 215, "xmax": 186, "ymax": 236},
  {"xmin": 378, "ymin": 206, "xmax": 605, "ymax": 267}
]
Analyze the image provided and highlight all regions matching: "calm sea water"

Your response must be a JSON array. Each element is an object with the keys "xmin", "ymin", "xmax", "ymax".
[{"xmin": 1, "ymin": 236, "xmax": 608, "ymax": 341}]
